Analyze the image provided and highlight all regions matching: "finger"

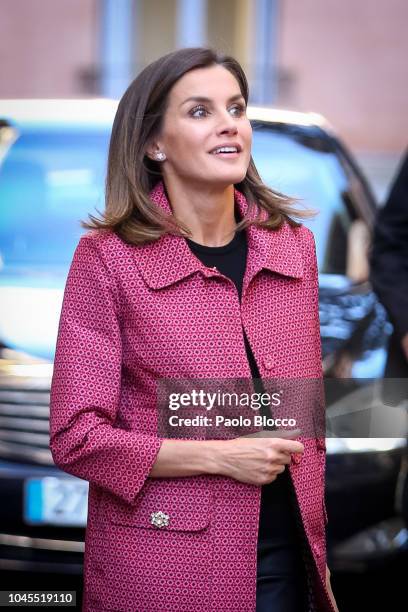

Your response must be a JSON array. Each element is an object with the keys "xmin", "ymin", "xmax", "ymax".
[
  {"xmin": 274, "ymin": 441, "xmax": 304, "ymax": 455},
  {"xmin": 242, "ymin": 428, "xmax": 302, "ymax": 440},
  {"xmin": 262, "ymin": 428, "xmax": 302, "ymax": 439},
  {"xmin": 268, "ymin": 434, "xmax": 303, "ymax": 447},
  {"xmin": 279, "ymin": 453, "xmax": 292, "ymax": 465}
]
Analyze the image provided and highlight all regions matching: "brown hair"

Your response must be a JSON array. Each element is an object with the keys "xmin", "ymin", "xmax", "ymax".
[{"xmin": 84, "ymin": 47, "xmax": 310, "ymax": 244}]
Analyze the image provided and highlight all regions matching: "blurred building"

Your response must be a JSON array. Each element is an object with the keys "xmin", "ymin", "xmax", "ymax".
[
  {"xmin": 1, "ymin": 0, "xmax": 407, "ymax": 198},
  {"xmin": 277, "ymin": 0, "xmax": 408, "ymax": 201}
]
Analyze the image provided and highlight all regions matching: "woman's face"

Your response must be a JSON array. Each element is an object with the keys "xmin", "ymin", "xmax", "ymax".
[{"xmin": 150, "ymin": 64, "xmax": 252, "ymax": 188}]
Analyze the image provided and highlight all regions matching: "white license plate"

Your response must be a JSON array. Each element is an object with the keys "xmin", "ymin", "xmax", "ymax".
[{"xmin": 24, "ymin": 477, "xmax": 89, "ymax": 526}]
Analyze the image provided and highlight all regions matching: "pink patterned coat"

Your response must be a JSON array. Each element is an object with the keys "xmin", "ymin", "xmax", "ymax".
[{"xmin": 49, "ymin": 181, "xmax": 335, "ymax": 612}]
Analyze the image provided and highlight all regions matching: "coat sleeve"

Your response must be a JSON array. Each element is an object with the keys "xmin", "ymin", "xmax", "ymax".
[{"xmin": 49, "ymin": 234, "xmax": 163, "ymax": 505}]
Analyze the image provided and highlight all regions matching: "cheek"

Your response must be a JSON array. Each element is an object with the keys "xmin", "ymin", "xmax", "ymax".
[
  {"xmin": 242, "ymin": 122, "xmax": 253, "ymax": 149},
  {"xmin": 243, "ymin": 127, "xmax": 253, "ymax": 165},
  {"xmin": 183, "ymin": 127, "xmax": 209, "ymax": 156},
  {"xmin": 166, "ymin": 129, "xmax": 207, "ymax": 160}
]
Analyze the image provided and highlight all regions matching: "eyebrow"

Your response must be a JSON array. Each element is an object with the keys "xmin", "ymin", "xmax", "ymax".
[{"xmin": 179, "ymin": 93, "xmax": 245, "ymax": 108}]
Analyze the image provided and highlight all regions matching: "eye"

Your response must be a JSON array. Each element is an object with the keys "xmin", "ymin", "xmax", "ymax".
[
  {"xmin": 229, "ymin": 103, "xmax": 246, "ymax": 117},
  {"xmin": 189, "ymin": 105, "xmax": 209, "ymax": 119}
]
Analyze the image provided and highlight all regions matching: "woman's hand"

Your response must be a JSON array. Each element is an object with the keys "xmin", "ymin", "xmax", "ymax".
[{"xmin": 213, "ymin": 429, "xmax": 304, "ymax": 485}]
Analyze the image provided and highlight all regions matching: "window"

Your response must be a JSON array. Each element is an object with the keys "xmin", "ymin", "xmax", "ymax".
[
  {"xmin": 0, "ymin": 126, "xmax": 110, "ymax": 268},
  {"xmin": 252, "ymin": 127, "xmax": 358, "ymax": 277}
]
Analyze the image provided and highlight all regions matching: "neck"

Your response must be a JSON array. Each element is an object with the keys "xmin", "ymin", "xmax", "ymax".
[{"xmin": 163, "ymin": 177, "xmax": 237, "ymax": 247}]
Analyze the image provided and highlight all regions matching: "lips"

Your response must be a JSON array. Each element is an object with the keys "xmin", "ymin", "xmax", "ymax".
[{"xmin": 209, "ymin": 143, "xmax": 242, "ymax": 155}]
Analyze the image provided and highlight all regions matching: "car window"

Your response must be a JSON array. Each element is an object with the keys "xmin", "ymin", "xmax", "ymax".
[
  {"xmin": 251, "ymin": 128, "xmax": 355, "ymax": 276},
  {"xmin": 0, "ymin": 127, "xmax": 110, "ymax": 267},
  {"xmin": 1, "ymin": 123, "xmax": 363, "ymax": 278}
]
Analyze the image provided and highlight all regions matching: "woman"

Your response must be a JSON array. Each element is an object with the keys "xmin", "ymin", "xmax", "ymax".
[{"xmin": 49, "ymin": 47, "xmax": 338, "ymax": 612}]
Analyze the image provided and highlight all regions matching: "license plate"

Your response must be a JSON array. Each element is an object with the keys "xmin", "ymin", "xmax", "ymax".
[{"xmin": 24, "ymin": 477, "xmax": 89, "ymax": 526}]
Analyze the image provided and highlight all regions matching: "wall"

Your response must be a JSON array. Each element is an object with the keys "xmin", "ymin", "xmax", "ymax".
[
  {"xmin": 0, "ymin": 0, "xmax": 98, "ymax": 97},
  {"xmin": 278, "ymin": 0, "xmax": 408, "ymax": 154}
]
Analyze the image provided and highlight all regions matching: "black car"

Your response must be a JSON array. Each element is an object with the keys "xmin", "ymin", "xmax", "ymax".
[{"xmin": 0, "ymin": 100, "xmax": 406, "ymax": 577}]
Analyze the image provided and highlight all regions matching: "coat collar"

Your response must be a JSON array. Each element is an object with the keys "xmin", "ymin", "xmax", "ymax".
[{"xmin": 134, "ymin": 181, "xmax": 304, "ymax": 289}]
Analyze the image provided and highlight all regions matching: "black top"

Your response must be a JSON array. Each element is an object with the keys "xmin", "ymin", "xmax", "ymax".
[{"xmin": 185, "ymin": 229, "xmax": 300, "ymax": 544}]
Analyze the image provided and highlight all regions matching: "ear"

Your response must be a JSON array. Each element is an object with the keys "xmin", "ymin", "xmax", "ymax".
[{"xmin": 145, "ymin": 138, "xmax": 164, "ymax": 161}]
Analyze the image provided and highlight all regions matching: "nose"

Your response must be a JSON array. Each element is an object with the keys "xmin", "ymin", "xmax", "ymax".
[{"xmin": 216, "ymin": 110, "xmax": 238, "ymax": 136}]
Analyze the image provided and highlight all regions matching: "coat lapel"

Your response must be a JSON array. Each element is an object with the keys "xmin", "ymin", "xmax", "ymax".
[
  {"xmin": 133, "ymin": 182, "xmax": 206, "ymax": 289},
  {"xmin": 134, "ymin": 180, "xmax": 304, "ymax": 291}
]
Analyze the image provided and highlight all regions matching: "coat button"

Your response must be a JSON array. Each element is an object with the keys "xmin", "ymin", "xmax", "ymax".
[{"xmin": 150, "ymin": 510, "xmax": 170, "ymax": 528}]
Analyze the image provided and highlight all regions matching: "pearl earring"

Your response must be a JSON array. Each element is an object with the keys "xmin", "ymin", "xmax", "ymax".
[{"xmin": 155, "ymin": 152, "xmax": 166, "ymax": 161}]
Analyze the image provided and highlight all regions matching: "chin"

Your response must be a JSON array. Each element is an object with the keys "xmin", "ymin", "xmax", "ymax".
[
  {"xmin": 208, "ymin": 169, "xmax": 247, "ymax": 187},
  {"xmin": 227, "ymin": 170, "xmax": 248, "ymax": 185}
]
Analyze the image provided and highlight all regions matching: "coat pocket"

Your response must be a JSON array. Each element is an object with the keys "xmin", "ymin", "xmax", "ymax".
[{"xmin": 102, "ymin": 475, "xmax": 212, "ymax": 532}]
